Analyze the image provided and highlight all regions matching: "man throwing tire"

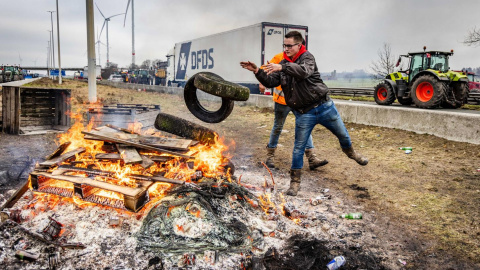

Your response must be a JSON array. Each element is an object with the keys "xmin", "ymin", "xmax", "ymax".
[
  {"xmin": 241, "ymin": 31, "xmax": 368, "ymax": 196},
  {"xmin": 261, "ymin": 52, "xmax": 328, "ymax": 170}
]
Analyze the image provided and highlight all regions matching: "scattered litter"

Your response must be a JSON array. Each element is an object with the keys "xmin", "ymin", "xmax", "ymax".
[
  {"xmin": 405, "ymin": 150, "xmax": 412, "ymax": 154},
  {"xmin": 182, "ymin": 253, "xmax": 196, "ymax": 266},
  {"xmin": 257, "ymin": 125, "xmax": 267, "ymax": 129},
  {"xmin": 204, "ymin": 250, "xmax": 217, "ymax": 265},
  {"xmin": 15, "ymin": 250, "xmax": 39, "ymax": 262},
  {"xmin": 339, "ymin": 213, "xmax": 362, "ymax": 219},
  {"xmin": 411, "ymin": 204, "xmax": 417, "ymax": 207},
  {"xmin": 109, "ymin": 216, "xmax": 122, "ymax": 227},
  {"xmin": 321, "ymin": 188, "xmax": 330, "ymax": 193},
  {"xmin": 476, "ymin": 168, "xmax": 480, "ymax": 172},
  {"xmin": 398, "ymin": 258, "xmax": 407, "ymax": 265},
  {"xmin": 327, "ymin": 255, "xmax": 346, "ymax": 270},
  {"xmin": 1, "ymin": 209, "xmax": 22, "ymax": 223},
  {"xmin": 40, "ymin": 216, "xmax": 63, "ymax": 241},
  {"xmin": 399, "ymin": 147, "xmax": 412, "ymax": 150},
  {"xmin": 310, "ymin": 195, "xmax": 331, "ymax": 206}
]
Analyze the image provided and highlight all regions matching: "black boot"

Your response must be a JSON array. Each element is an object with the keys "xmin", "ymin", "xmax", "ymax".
[
  {"xmin": 304, "ymin": 148, "xmax": 328, "ymax": 170},
  {"xmin": 342, "ymin": 146, "xmax": 368, "ymax": 166},
  {"xmin": 286, "ymin": 169, "xmax": 302, "ymax": 196}
]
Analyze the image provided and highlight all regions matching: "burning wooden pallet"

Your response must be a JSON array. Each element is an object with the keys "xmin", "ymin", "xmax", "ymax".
[
  {"xmin": 28, "ymin": 124, "xmax": 203, "ymax": 212},
  {"xmin": 30, "ymin": 172, "xmax": 152, "ymax": 212}
]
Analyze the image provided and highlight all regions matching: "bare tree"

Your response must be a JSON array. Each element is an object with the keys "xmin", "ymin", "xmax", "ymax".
[
  {"xmin": 140, "ymin": 60, "xmax": 151, "ymax": 69},
  {"xmin": 370, "ymin": 43, "xmax": 396, "ymax": 80},
  {"xmin": 464, "ymin": 27, "xmax": 480, "ymax": 47}
]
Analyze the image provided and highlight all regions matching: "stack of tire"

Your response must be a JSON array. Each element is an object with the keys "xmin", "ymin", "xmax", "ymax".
[{"xmin": 184, "ymin": 72, "xmax": 250, "ymax": 123}]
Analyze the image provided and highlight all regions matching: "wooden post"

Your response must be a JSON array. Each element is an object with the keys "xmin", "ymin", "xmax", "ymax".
[{"xmin": 2, "ymin": 86, "xmax": 21, "ymax": 134}]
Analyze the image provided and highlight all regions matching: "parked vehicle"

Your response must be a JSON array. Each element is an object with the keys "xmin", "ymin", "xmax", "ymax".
[
  {"xmin": 165, "ymin": 22, "xmax": 308, "ymax": 93},
  {"xmin": 108, "ymin": 74, "xmax": 123, "ymax": 82},
  {"xmin": 465, "ymin": 72, "xmax": 480, "ymax": 93},
  {"xmin": 374, "ymin": 47, "xmax": 469, "ymax": 109}
]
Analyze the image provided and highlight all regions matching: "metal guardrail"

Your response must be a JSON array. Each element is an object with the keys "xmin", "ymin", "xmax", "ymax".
[{"xmin": 329, "ymin": 87, "xmax": 480, "ymax": 105}]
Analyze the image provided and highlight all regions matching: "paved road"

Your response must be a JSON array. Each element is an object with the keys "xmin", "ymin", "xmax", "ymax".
[
  {"xmin": 342, "ymin": 99, "xmax": 480, "ymax": 116},
  {"xmin": 0, "ymin": 78, "xmax": 41, "ymax": 87}
]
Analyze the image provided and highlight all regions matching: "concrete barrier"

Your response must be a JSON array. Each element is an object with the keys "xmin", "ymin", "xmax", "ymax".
[{"xmin": 99, "ymin": 81, "xmax": 480, "ymax": 145}]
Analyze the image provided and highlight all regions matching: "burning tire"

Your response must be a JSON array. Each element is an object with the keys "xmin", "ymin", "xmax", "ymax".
[
  {"xmin": 184, "ymin": 73, "xmax": 235, "ymax": 123},
  {"xmin": 374, "ymin": 82, "xmax": 395, "ymax": 105},
  {"xmin": 397, "ymin": 96, "xmax": 413, "ymax": 106},
  {"xmin": 194, "ymin": 72, "xmax": 250, "ymax": 101},
  {"xmin": 441, "ymin": 82, "xmax": 469, "ymax": 109},
  {"xmin": 411, "ymin": 75, "xmax": 446, "ymax": 108},
  {"xmin": 154, "ymin": 112, "xmax": 218, "ymax": 144}
]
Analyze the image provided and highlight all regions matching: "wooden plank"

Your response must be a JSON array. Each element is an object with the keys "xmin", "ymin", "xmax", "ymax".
[
  {"xmin": 20, "ymin": 118, "xmax": 55, "ymax": 126},
  {"xmin": 116, "ymin": 144, "xmax": 143, "ymax": 164},
  {"xmin": 140, "ymin": 155, "xmax": 155, "ymax": 169},
  {"xmin": 144, "ymin": 155, "xmax": 175, "ymax": 163},
  {"xmin": 45, "ymin": 142, "xmax": 71, "ymax": 160},
  {"xmin": 97, "ymin": 126, "xmax": 191, "ymax": 151},
  {"xmin": 14, "ymin": 87, "xmax": 20, "ymax": 134},
  {"xmin": 82, "ymin": 131, "xmax": 194, "ymax": 159},
  {"xmin": 31, "ymin": 172, "xmax": 152, "ymax": 198},
  {"xmin": 95, "ymin": 153, "xmax": 122, "ymax": 160},
  {"xmin": 137, "ymin": 136, "xmax": 192, "ymax": 151},
  {"xmin": 39, "ymin": 147, "xmax": 86, "ymax": 167},
  {"xmin": 0, "ymin": 179, "xmax": 30, "ymax": 211}
]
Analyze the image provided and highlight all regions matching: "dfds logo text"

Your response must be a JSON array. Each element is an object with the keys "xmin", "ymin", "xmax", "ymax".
[{"xmin": 191, "ymin": 49, "xmax": 214, "ymax": 70}]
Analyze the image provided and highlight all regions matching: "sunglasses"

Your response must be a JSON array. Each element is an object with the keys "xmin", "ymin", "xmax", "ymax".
[{"xmin": 283, "ymin": 43, "xmax": 300, "ymax": 49}]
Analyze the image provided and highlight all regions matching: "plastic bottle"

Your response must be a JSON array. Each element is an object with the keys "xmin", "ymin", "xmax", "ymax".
[
  {"xmin": 327, "ymin": 256, "xmax": 346, "ymax": 270},
  {"xmin": 339, "ymin": 213, "xmax": 362, "ymax": 219},
  {"xmin": 405, "ymin": 150, "xmax": 412, "ymax": 154},
  {"xmin": 398, "ymin": 147, "xmax": 412, "ymax": 150}
]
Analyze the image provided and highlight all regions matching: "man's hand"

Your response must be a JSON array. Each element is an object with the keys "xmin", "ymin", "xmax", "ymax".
[
  {"xmin": 240, "ymin": 61, "xmax": 259, "ymax": 73},
  {"xmin": 263, "ymin": 62, "xmax": 282, "ymax": 75}
]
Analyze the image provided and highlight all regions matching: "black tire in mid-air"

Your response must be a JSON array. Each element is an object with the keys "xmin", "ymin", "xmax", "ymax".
[
  {"xmin": 411, "ymin": 75, "xmax": 446, "ymax": 109},
  {"xmin": 194, "ymin": 72, "xmax": 250, "ymax": 101},
  {"xmin": 374, "ymin": 82, "xmax": 396, "ymax": 105},
  {"xmin": 441, "ymin": 82, "xmax": 469, "ymax": 109},
  {"xmin": 184, "ymin": 72, "xmax": 235, "ymax": 123}
]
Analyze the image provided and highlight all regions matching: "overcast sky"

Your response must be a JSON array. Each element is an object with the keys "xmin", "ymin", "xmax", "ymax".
[{"xmin": 1, "ymin": 0, "xmax": 479, "ymax": 73}]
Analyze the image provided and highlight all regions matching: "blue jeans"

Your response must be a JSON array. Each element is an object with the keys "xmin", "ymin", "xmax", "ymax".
[
  {"xmin": 291, "ymin": 100, "xmax": 352, "ymax": 169},
  {"xmin": 268, "ymin": 103, "xmax": 314, "ymax": 149}
]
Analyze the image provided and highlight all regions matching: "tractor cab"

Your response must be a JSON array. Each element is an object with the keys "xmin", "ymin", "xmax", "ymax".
[{"xmin": 407, "ymin": 50, "xmax": 451, "ymax": 81}]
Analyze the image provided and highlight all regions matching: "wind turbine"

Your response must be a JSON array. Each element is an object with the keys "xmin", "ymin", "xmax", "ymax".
[
  {"xmin": 124, "ymin": 0, "xmax": 134, "ymax": 68},
  {"xmin": 95, "ymin": 28, "xmax": 106, "ymax": 66},
  {"xmin": 96, "ymin": 3, "xmax": 124, "ymax": 67}
]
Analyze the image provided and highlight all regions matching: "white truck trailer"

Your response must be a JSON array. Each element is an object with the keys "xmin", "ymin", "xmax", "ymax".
[{"xmin": 166, "ymin": 22, "xmax": 308, "ymax": 93}]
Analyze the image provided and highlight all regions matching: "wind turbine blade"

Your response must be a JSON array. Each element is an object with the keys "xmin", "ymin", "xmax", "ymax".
[
  {"xmin": 95, "ymin": 2, "xmax": 106, "ymax": 19},
  {"xmin": 108, "ymin": 13, "xmax": 125, "ymax": 19},
  {"xmin": 123, "ymin": 0, "xmax": 131, "ymax": 27},
  {"xmin": 99, "ymin": 20, "xmax": 106, "ymax": 38}
]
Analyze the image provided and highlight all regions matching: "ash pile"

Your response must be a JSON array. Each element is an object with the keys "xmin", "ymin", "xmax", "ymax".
[{"xmin": 0, "ymin": 111, "xmax": 388, "ymax": 270}]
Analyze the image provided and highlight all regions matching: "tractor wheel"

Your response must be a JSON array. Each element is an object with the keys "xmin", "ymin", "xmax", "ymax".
[
  {"xmin": 397, "ymin": 96, "xmax": 413, "ymax": 106},
  {"xmin": 441, "ymin": 82, "xmax": 469, "ymax": 109},
  {"xmin": 411, "ymin": 75, "xmax": 446, "ymax": 109},
  {"xmin": 0, "ymin": 76, "xmax": 3, "ymax": 83},
  {"xmin": 374, "ymin": 82, "xmax": 395, "ymax": 105},
  {"xmin": 13, "ymin": 75, "xmax": 19, "ymax": 81},
  {"xmin": 184, "ymin": 73, "xmax": 235, "ymax": 123}
]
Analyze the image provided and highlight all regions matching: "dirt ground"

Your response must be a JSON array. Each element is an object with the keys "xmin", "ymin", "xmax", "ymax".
[{"xmin": 0, "ymin": 79, "xmax": 479, "ymax": 269}]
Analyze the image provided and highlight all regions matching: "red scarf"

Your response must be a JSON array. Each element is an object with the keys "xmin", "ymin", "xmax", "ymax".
[{"xmin": 283, "ymin": 44, "xmax": 307, "ymax": 62}]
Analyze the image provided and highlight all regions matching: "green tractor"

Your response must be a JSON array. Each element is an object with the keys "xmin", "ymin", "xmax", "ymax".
[
  {"xmin": 374, "ymin": 47, "xmax": 469, "ymax": 109},
  {"xmin": 1, "ymin": 65, "xmax": 23, "ymax": 82}
]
